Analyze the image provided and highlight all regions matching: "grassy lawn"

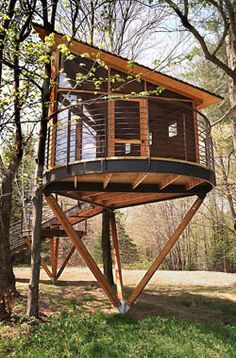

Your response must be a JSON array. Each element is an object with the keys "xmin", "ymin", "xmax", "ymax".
[{"xmin": 0, "ymin": 268, "xmax": 236, "ymax": 357}]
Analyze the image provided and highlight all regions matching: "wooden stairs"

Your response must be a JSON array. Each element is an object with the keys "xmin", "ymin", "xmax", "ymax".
[{"xmin": 9, "ymin": 202, "xmax": 104, "ymax": 255}]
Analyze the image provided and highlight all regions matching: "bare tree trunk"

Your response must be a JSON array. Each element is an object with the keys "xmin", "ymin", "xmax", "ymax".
[
  {"xmin": 102, "ymin": 210, "xmax": 114, "ymax": 286},
  {"xmin": 26, "ymin": 63, "xmax": 51, "ymax": 318},
  {"xmin": 226, "ymin": 0, "xmax": 236, "ymax": 147},
  {"xmin": 0, "ymin": 174, "xmax": 17, "ymax": 319}
]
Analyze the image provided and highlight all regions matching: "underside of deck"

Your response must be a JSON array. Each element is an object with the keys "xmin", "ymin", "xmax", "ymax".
[{"xmin": 43, "ymin": 158, "xmax": 215, "ymax": 209}]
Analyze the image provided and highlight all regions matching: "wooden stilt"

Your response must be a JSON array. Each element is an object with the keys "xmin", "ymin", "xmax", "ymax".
[
  {"xmin": 110, "ymin": 212, "xmax": 124, "ymax": 301},
  {"xmin": 56, "ymin": 246, "xmax": 76, "ymax": 279},
  {"xmin": 126, "ymin": 195, "xmax": 205, "ymax": 307},
  {"xmin": 50, "ymin": 237, "xmax": 59, "ymax": 281},
  {"xmin": 45, "ymin": 194, "xmax": 121, "ymax": 308}
]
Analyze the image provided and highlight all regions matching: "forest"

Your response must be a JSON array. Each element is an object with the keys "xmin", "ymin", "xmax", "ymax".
[{"xmin": 0, "ymin": 0, "xmax": 235, "ymax": 325}]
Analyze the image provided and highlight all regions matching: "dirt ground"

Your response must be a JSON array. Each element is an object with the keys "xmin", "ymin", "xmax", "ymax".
[{"xmin": 13, "ymin": 267, "xmax": 236, "ymax": 324}]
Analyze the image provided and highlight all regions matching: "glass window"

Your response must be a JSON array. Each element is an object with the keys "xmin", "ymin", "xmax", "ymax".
[{"xmin": 168, "ymin": 122, "xmax": 178, "ymax": 137}]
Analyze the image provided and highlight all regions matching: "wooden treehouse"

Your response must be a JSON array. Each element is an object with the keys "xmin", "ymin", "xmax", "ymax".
[{"xmin": 23, "ymin": 24, "xmax": 222, "ymax": 312}]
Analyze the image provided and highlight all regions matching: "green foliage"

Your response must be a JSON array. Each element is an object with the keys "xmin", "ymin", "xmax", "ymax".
[
  {"xmin": 1, "ymin": 310, "xmax": 236, "ymax": 357},
  {"xmin": 209, "ymin": 230, "xmax": 236, "ymax": 272}
]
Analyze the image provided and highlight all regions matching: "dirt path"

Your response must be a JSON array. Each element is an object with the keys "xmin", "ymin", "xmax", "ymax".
[{"xmin": 14, "ymin": 266, "xmax": 236, "ymax": 287}]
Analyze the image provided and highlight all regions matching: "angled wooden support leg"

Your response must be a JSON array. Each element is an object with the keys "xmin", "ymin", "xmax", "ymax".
[
  {"xmin": 26, "ymin": 238, "xmax": 53, "ymax": 279},
  {"xmin": 126, "ymin": 195, "xmax": 205, "ymax": 308},
  {"xmin": 56, "ymin": 246, "xmax": 76, "ymax": 280},
  {"xmin": 110, "ymin": 212, "xmax": 124, "ymax": 302},
  {"xmin": 41, "ymin": 258, "xmax": 53, "ymax": 279},
  {"xmin": 45, "ymin": 195, "xmax": 121, "ymax": 308}
]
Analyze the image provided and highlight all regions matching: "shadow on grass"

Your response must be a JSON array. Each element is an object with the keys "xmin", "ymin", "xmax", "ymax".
[
  {"xmin": 125, "ymin": 287, "xmax": 236, "ymax": 325},
  {"xmin": 15, "ymin": 277, "xmax": 236, "ymax": 325}
]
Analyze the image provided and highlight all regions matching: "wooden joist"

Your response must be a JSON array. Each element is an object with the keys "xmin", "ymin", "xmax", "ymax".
[
  {"xmin": 132, "ymin": 173, "xmax": 148, "ymax": 189},
  {"xmin": 103, "ymin": 174, "xmax": 112, "ymax": 189},
  {"xmin": 159, "ymin": 174, "xmax": 181, "ymax": 190}
]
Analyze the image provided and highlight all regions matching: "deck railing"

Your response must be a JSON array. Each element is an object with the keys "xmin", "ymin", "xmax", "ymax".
[{"xmin": 45, "ymin": 97, "xmax": 214, "ymax": 171}]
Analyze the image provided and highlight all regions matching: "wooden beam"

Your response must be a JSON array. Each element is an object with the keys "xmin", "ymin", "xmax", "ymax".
[
  {"xmin": 56, "ymin": 246, "xmax": 76, "ymax": 279},
  {"xmin": 110, "ymin": 212, "xmax": 124, "ymax": 301},
  {"xmin": 187, "ymin": 178, "xmax": 203, "ymax": 191},
  {"xmin": 126, "ymin": 195, "xmax": 205, "ymax": 307},
  {"xmin": 50, "ymin": 238, "xmax": 59, "ymax": 279},
  {"xmin": 160, "ymin": 174, "xmax": 181, "ymax": 190},
  {"xmin": 41, "ymin": 259, "xmax": 53, "ymax": 279},
  {"xmin": 45, "ymin": 195, "xmax": 120, "ymax": 307},
  {"xmin": 108, "ymin": 100, "xmax": 115, "ymax": 156},
  {"xmin": 25, "ymin": 238, "xmax": 53, "ymax": 279},
  {"xmin": 41, "ymin": 229, "xmax": 84, "ymax": 238},
  {"xmin": 140, "ymin": 99, "xmax": 149, "ymax": 156},
  {"xmin": 103, "ymin": 174, "xmax": 112, "ymax": 189},
  {"xmin": 132, "ymin": 173, "xmax": 148, "ymax": 189}
]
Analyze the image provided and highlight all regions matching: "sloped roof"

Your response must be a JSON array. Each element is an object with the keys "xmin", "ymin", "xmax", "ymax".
[{"xmin": 33, "ymin": 23, "xmax": 223, "ymax": 109}]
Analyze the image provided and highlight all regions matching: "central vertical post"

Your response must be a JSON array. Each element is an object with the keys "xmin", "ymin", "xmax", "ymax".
[{"xmin": 110, "ymin": 211, "xmax": 124, "ymax": 302}]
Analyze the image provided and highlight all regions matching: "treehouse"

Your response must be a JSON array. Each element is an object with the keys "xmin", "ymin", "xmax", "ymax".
[{"xmin": 33, "ymin": 24, "xmax": 222, "ymax": 312}]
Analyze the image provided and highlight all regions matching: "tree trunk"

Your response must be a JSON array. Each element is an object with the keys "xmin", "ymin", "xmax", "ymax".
[
  {"xmin": 0, "ymin": 172, "xmax": 17, "ymax": 320},
  {"xmin": 26, "ymin": 166, "xmax": 44, "ymax": 317},
  {"xmin": 26, "ymin": 60, "xmax": 51, "ymax": 317},
  {"xmin": 226, "ymin": 3, "xmax": 236, "ymax": 149},
  {"xmin": 102, "ymin": 210, "xmax": 114, "ymax": 286}
]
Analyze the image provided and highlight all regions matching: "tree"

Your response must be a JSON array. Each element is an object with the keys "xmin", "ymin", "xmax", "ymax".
[
  {"xmin": 26, "ymin": 0, "xmax": 59, "ymax": 318},
  {"xmin": 116, "ymin": 211, "xmax": 139, "ymax": 265},
  {"xmin": 151, "ymin": 1, "xmax": 236, "ymax": 141},
  {"xmin": 0, "ymin": 0, "xmax": 36, "ymax": 320}
]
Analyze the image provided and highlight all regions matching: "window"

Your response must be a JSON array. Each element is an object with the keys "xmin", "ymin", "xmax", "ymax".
[
  {"xmin": 168, "ymin": 122, "xmax": 178, "ymax": 137},
  {"xmin": 149, "ymin": 132, "xmax": 153, "ymax": 145},
  {"xmin": 125, "ymin": 143, "xmax": 131, "ymax": 154}
]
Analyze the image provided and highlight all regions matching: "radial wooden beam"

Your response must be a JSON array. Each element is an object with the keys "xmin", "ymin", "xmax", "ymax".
[
  {"xmin": 132, "ymin": 173, "xmax": 148, "ymax": 189},
  {"xmin": 103, "ymin": 174, "xmax": 112, "ymax": 189},
  {"xmin": 126, "ymin": 195, "xmax": 205, "ymax": 308},
  {"xmin": 187, "ymin": 178, "xmax": 204, "ymax": 190},
  {"xmin": 45, "ymin": 194, "xmax": 120, "ymax": 308},
  {"xmin": 56, "ymin": 246, "xmax": 76, "ymax": 279},
  {"xmin": 110, "ymin": 212, "xmax": 124, "ymax": 301},
  {"xmin": 160, "ymin": 174, "xmax": 181, "ymax": 190}
]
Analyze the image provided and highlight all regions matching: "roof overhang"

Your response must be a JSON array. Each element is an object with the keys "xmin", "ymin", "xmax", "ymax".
[{"xmin": 33, "ymin": 23, "xmax": 223, "ymax": 109}]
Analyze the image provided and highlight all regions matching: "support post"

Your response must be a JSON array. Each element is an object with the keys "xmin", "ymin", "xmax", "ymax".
[
  {"xmin": 50, "ymin": 237, "xmax": 59, "ymax": 282},
  {"xmin": 45, "ymin": 194, "xmax": 120, "ymax": 308},
  {"xmin": 56, "ymin": 246, "xmax": 76, "ymax": 280},
  {"xmin": 126, "ymin": 195, "xmax": 205, "ymax": 308},
  {"xmin": 110, "ymin": 212, "xmax": 124, "ymax": 302}
]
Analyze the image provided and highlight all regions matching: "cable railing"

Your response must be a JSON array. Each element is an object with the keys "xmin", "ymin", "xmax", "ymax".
[{"xmin": 45, "ymin": 96, "xmax": 214, "ymax": 171}]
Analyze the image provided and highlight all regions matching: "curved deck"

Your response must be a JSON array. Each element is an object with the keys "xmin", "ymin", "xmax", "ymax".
[{"xmin": 43, "ymin": 157, "xmax": 215, "ymax": 209}]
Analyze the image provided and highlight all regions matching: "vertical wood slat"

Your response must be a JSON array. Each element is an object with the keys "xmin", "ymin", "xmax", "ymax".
[
  {"xmin": 140, "ymin": 99, "xmax": 148, "ymax": 156},
  {"xmin": 193, "ymin": 103, "xmax": 200, "ymax": 164},
  {"xmin": 108, "ymin": 100, "xmax": 115, "ymax": 156},
  {"xmin": 45, "ymin": 195, "xmax": 120, "ymax": 307},
  {"xmin": 126, "ymin": 195, "xmax": 205, "ymax": 307},
  {"xmin": 110, "ymin": 212, "xmax": 124, "ymax": 301},
  {"xmin": 49, "ymin": 49, "xmax": 60, "ymax": 168}
]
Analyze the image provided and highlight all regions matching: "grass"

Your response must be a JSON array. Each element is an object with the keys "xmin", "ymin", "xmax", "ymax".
[
  {"xmin": 0, "ymin": 309, "xmax": 236, "ymax": 358},
  {"xmin": 1, "ymin": 268, "xmax": 236, "ymax": 357}
]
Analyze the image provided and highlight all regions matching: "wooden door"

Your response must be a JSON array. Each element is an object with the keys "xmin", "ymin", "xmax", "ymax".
[{"xmin": 108, "ymin": 98, "xmax": 148, "ymax": 157}]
